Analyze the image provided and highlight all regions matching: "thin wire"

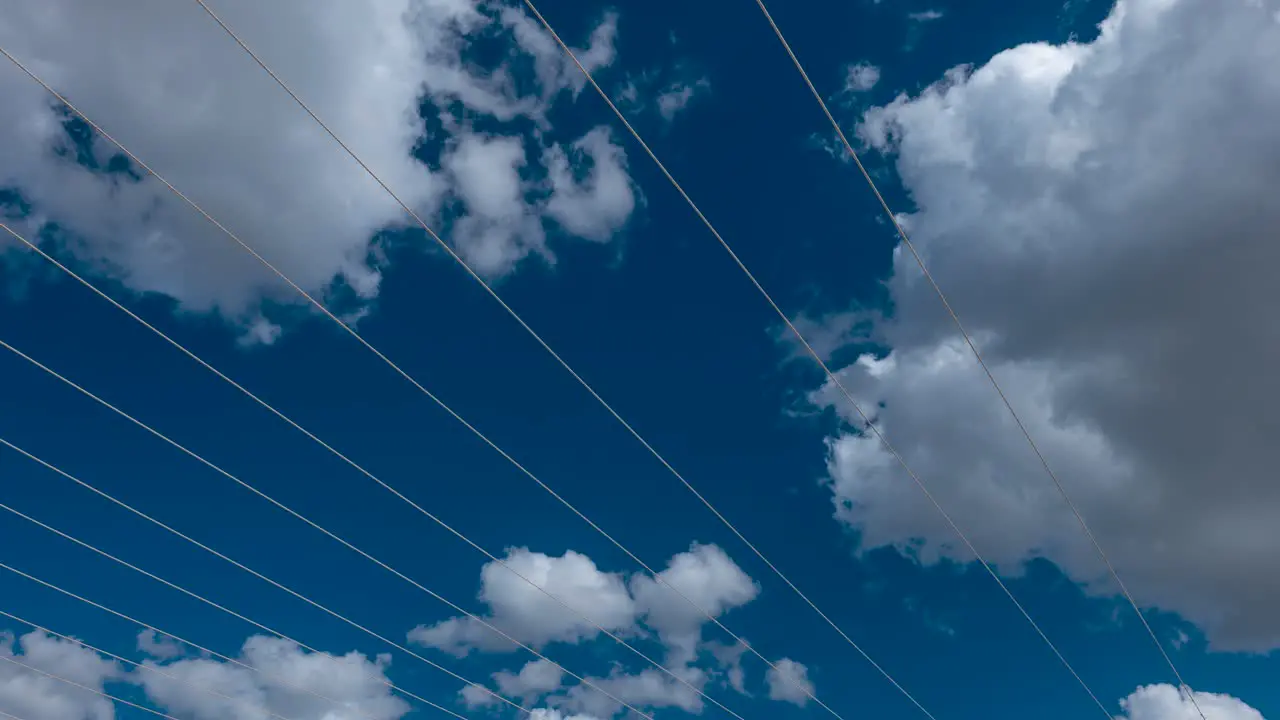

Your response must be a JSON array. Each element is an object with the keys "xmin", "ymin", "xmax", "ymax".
[
  {"xmin": 0, "ymin": 28, "xmax": 830, "ymax": 716},
  {"xmin": 749, "ymin": 3, "xmax": 1203, "ymax": 717},
  {"xmin": 181, "ymin": 5, "xmax": 877, "ymax": 717},
  {"xmin": 0, "ymin": 560, "xmax": 461, "ymax": 720},
  {"xmin": 518, "ymin": 2, "xmax": 1116, "ymax": 717},
  {"xmin": 0, "ymin": 606, "xmax": 301, "ymax": 720},
  {"xmin": 0, "ymin": 652, "xmax": 177, "ymax": 720},
  {"xmin": 0, "ymin": 231, "xmax": 732, "ymax": 720},
  {"xmin": 0, "ymin": 489, "xmax": 512, "ymax": 715}
]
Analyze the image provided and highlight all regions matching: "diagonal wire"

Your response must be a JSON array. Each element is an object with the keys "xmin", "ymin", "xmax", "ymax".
[
  {"xmin": 0, "ymin": 435, "xmax": 645, "ymax": 717},
  {"xmin": 0, "ymin": 222, "xmax": 738, "ymax": 720},
  {"xmin": 181, "ymin": 4, "xmax": 891, "ymax": 717},
  {"xmin": 0, "ymin": 488, "xmax": 518, "ymax": 715},
  {"xmin": 0, "ymin": 26, "xmax": 834, "ymax": 716},
  {"xmin": 0, "ymin": 606, "xmax": 300, "ymax": 720},
  {"xmin": 518, "ymin": 1, "xmax": 1115, "ymax": 717},
  {"xmin": 0, "ymin": 653, "xmax": 177, "ymax": 720},
  {"xmin": 749, "ymin": 2, "xmax": 1203, "ymax": 718},
  {"xmin": 0, "ymin": 559, "xmax": 464, "ymax": 720}
]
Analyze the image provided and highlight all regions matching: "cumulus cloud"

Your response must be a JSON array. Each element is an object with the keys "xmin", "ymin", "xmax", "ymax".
[
  {"xmin": 801, "ymin": 0, "xmax": 1280, "ymax": 650},
  {"xmin": 765, "ymin": 658, "xmax": 812, "ymax": 707},
  {"xmin": 137, "ymin": 635, "xmax": 408, "ymax": 720},
  {"xmin": 0, "ymin": 629, "xmax": 410, "ymax": 720},
  {"xmin": 0, "ymin": 630, "xmax": 121, "ymax": 720},
  {"xmin": 560, "ymin": 666, "xmax": 706, "ymax": 719},
  {"xmin": 492, "ymin": 659, "xmax": 566, "ymax": 705},
  {"xmin": 412, "ymin": 544, "xmax": 769, "ymax": 716},
  {"xmin": 408, "ymin": 548, "xmax": 638, "ymax": 655},
  {"xmin": 0, "ymin": 0, "xmax": 637, "ymax": 342},
  {"xmin": 1118, "ymin": 684, "xmax": 1264, "ymax": 720},
  {"xmin": 630, "ymin": 544, "xmax": 758, "ymax": 665}
]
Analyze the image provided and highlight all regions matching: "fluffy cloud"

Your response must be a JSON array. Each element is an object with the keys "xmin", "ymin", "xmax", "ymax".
[
  {"xmin": 0, "ymin": 630, "xmax": 121, "ymax": 720},
  {"xmin": 764, "ymin": 659, "xmax": 812, "ymax": 707},
  {"xmin": 0, "ymin": 0, "xmax": 635, "ymax": 340},
  {"xmin": 137, "ymin": 635, "xmax": 408, "ymax": 720},
  {"xmin": 136, "ymin": 630, "xmax": 183, "ymax": 661},
  {"xmin": 842, "ymin": 63, "xmax": 881, "ymax": 94},
  {"xmin": 1117, "ymin": 685, "xmax": 1264, "ymax": 720},
  {"xmin": 408, "ymin": 548, "xmax": 638, "ymax": 655},
  {"xmin": 493, "ymin": 659, "xmax": 566, "ymax": 705},
  {"xmin": 560, "ymin": 666, "xmax": 706, "ymax": 719},
  {"xmin": 412, "ymin": 544, "xmax": 768, "ymax": 717},
  {"xmin": 630, "ymin": 544, "xmax": 758, "ymax": 665},
  {"xmin": 0, "ymin": 629, "xmax": 410, "ymax": 720},
  {"xmin": 802, "ymin": 0, "xmax": 1280, "ymax": 649}
]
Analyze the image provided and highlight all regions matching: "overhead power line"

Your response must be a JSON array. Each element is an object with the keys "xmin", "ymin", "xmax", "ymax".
[{"xmin": 748, "ymin": 3, "xmax": 1204, "ymax": 718}]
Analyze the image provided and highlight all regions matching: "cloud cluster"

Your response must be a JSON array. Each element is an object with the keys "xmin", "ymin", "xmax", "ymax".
[
  {"xmin": 798, "ymin": 0, "xmax": 1280, "ymax": 650},
  {"xmin": 0, "ymin": 0, "xmax": 641, "ymax": 341},
  {"xmin": 0, "ymin": 628, "xmax": 408, "ymax": 720},
  {"xmin": 409, "ymin": 544, "xmax": 815, "ymax": 717}
]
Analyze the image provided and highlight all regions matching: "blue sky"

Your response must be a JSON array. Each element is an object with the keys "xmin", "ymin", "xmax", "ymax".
[{"xmin": 1, "ymin": 1, "xmax": 1278, "ymax": 720}]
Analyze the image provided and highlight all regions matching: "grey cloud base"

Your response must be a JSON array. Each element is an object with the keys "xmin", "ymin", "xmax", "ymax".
[{"xmin": 804, "ymin": 0, "xmax": 1280, "ymax": 651}]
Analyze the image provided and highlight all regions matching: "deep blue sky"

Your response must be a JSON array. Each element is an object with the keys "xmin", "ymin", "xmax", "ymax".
[{"xmin": 1, "ymin": 1, "xmax": 1275, "ymax": 719}]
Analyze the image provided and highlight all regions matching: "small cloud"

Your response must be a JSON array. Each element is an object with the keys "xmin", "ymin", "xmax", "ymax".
[
  {"xmin": 137, "ymin": 629, "xmax": 184, "ymax": 660},
  {"xmin": 908, "ymin": 9, "xmax": 944, "ymax": 22},
  {"xmin": 618, "ymin": 69, "xmax": 711, "ymax": 125},
  {"xmin": 766, "ymin": 658, "xmax": 814, "ymax": 707},
  {"xmin": 842, "ymin": 62, "xmax": 881, "ymax": 94},
  {"xmin": 657, "ymin": 77, "xmax": 711, "ymax": 122}
]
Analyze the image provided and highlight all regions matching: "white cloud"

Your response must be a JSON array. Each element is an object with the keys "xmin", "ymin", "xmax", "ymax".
[
  {"xmin": 908, "ymin": 10, "xmax": 944, "ymax": 22},
  {"xmin": 802, "ymin": 0, "xmax": 1280, "ymax": 650},
  {"xmin": 843, "ymin": 63, "xmax": 881, "ymax": 94},
  {"xmin": 528, "ymin": 708, "xmax": 603, "ymax": 720},
  {"xmin": 543, "ymin": 128, "xmax": 637, "ymax": 243},
  {"xmin": 0, "ymin": 629, "xmax": 415, "ymax": 720},
  {"xmin": 493, "ymin": 659, "xmax": 566, "ymax": 704},
  {"xmin": 0, "ymin": 1, "xmax": 635, "ymax": 342},
  {"xmin": 1118, "ymin": 684, "xmax": 1264, "ymax": 720},
  {"xmin": 560, "ymin": 666, "xmax": 706, "ymax": 719},
  {"xmin": 407, "ymin": 548, "xmax": 638, "ymax": 655},
  {"xmin": 136, "ymin": 630, "xmax": 183, "ymax": 661},
  {"xmin": 656, "ymin": 78, "xmax": 711, "ymax": 122},
  {"xmin": 137, "ymin": 635, "xmax": 408, "ymax": 720},
  {"xmin": 412, "ymin": 544, "xmax": 770, "ymax": 717},
  {"xmin": 0, "ymin": 630, "xmax": 121, "ymax": 720},
  {"xmin": 630, "ymin": 543, "xmax": 758, "ymax": 665},
  {"xmin": 704, "ymin": 640, "xmax": 749, "ymax": 694},
  {"xmin": 765, "ymin": 658, "xmax": 812, "ymax": 707}
]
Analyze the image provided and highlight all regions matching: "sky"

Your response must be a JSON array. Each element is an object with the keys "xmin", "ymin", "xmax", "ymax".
[{"xmin": 0, "ymin": 0, "xmax": 1278, "ymax": 719}]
